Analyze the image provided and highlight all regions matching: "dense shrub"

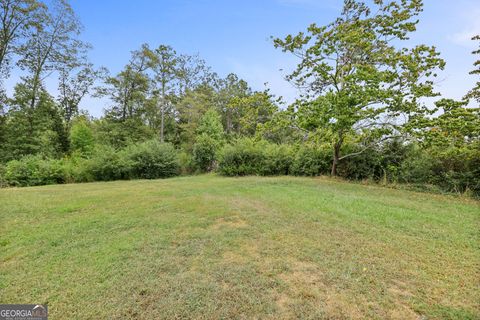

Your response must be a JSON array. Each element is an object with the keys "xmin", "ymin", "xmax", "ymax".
[
  {"xmin": 125, "ymin": 140, "xmax": 179, "ymax": 179},
  {"xmin": 377, "ymin": 140, "xmax": 411, "ymax": 183},
  {"xmin": 178, "ymin": 150, "xmax": 195, "ymax": 175},
  {"xmin": 338, "ymin": 145, "xmax": 382, "ymax": 181},
  {"xmin": 217, "ymin": 138, "xmax": 479, "ymax": 197},
  {"xmin": 4, "ymin": 155, "xmax": 65, "ymax": 187},
  {"xmin": 192, "ymin": 135, "xmax": 220, "ymax": 172},
  {"xmin": 62, "ymin": 156, "xmax": 94, "ymax": 183},
  {"xmin": 218, "ymin": 139, "xmax": 296, "ymax": 176},
  {"xmin": 291, "ymin": 144, "xmax": 330, "ymax": 176},
  {"xmin": 376, "ymin": 144, "xmax": 480, "ymax": 196},
  {"xmin": 219, "ymin": 140, "xmax": 330, "ymax": 177},
  {"xmin": 59, "ymin": 141, "xmax": 180, "ymax": 183},
  {"xmin": 433, "ymin": 147, "xmax": 480, "ymax": 195},
  {"xmin": 218, "ymin": 139, "xmax": 266, "ymax": 176},
  {"xmin": 192, "ymin": 109, "xmax": 224, "ymax": 172},
  {"xmin": 1, "ymin": 136, "xmax": 477, "ymax": 198},
  {"xmin": 260, "ymin": 143, "xmax": 293, "ymax": 175},
  {"xmin": 398, "ymin": 145, "xmax": 435, "ymax": 185},
  {"xmin": 414, "ymin": 146, "xmax": 480, "ymax": 195},
  {"xmin": 83, "ymin": 146, "xmax": 133, "ymax": 181},
  {"xmin": 0, "ymin": 164, "xmax": 6, "ymax": 187},
  {"xmin": 70, "ymin": 120, "xmax": 95, "ymax": 157}
]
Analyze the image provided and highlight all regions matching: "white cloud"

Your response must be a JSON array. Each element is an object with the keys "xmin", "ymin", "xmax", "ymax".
[{"xmin": 448, "ymin": 7, "xmax": 480, "ymax": 47}]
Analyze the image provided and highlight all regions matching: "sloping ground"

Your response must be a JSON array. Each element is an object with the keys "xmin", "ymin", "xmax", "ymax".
[{"xmin": 0, "ymin": 175, "xmax": 478, "ymax": 319}]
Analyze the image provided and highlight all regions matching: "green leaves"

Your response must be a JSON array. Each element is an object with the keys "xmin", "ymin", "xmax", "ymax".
[
  {"xmin": 196, "ymin": 109, "xmax": 224, "ymax": 142},
  {"xmin": 410, "ymin": 99, "xmax": 480, "ymax": 148},
  {"xmin": 465, "ymin": 35, "xmax": 480, "ymax": 103},
  {"xmin": 69, "ymin": 118, "xmax": 94, "ymax": 157},
  {"xmin": 192, "ymin": 109, "xmax": 224, "ymax": 172},
  {"xmin": 273, "ymin": 0, "xmax": 445, "ymax": 174}
]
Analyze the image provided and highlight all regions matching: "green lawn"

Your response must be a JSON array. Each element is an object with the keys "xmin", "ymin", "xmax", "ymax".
[{"xmin": 0, "ymin": 175, "xmax": 479, "ymax": 319}]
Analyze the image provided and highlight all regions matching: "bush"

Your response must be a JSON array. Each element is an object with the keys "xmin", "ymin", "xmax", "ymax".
[
  {"xmin": 260, "ymin": 143, "xmax": 293, "ymax": 175},
  {"xmin": 338, "ymin": 145, "xmax": 382, "ymax": 181},
  {"xmin": 125, "ymin": 140, "xmax": 179, "ymax": 179},
  {"xmin": 0, "ymin": 164, "xmax": 6, "ymax": 188},
  {"xmin": 218, "ymin": 139, "xmax": 295, "ymax": 176},
  {"xmin": 398, "ymin": 145, "xmax": 434, "ymax": 185},
  {"xmin": 291, "ymin": 144, "xmax": 330, "ymax": 176},
  {"xmin": 428, "ymin": 146, "xmax": 480, "ymax": 195},
  {"xmin": 70, "ymin": 120, "xmax": 95, "ymax": 157},
  {"xmin": 192, "ymin": 135, "xmax": 220, "ymax": 172},
  {"xmin": 85, "ymin": 146, "xmax": 133, "ymax": 181},
  {"xmin": 377, "ymin": 140, "xmax": 411, "ymax": 183},
  {"xmin": 178, "ymin": 150, "xmax": 195, "ymax": 175},
  {"xmin": 62, "ymin": 141, "xmax": 180, "ymax": 183},
  {"xmin": 218, "ymin": 139, "xmax": 266, "ymax": 176},
  {"xmin": 390, "ymin": 144, "xmax": 480, "ymax": 196},
  {"xmin": 62, "ymin": 156, "xmax": 94, "ymax": 183},
  {"xmin": 192, "ymin": 109, "xmax": 224, "ymax": 173},
  {"xmin": 4, "ymin": 155, "xmax": 65, "ymax": 187}
]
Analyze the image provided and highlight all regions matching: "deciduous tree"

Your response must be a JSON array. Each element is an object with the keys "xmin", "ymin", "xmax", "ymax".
[
  {"xmin": 0, "ymin": 0, "xmax": 44, "ymax": 80},
  {"xmin": 465, "ymin": 35, "xmax": 480, "ymax": 103},
  {"xmin": 17, "ymin": 0, "xmax": 86, "ymax": 111},
  {"xmin": 58, "ymin": 62, "xmax": 105, "ymax": 126},
  {"xmin": 274, "ymin": 0, "xmax": 444, "ymax": 175},
  {"xmin": 146, "ymin": 44, "xmax": 178, "ymax": 142}
]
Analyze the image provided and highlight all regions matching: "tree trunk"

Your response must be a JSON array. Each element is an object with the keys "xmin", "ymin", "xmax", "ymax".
[
  {"xmin": 331, "ymin": 146, "xmax": 339, "ymax": 176},
  {"xmin": 30, "ymin": 78, "xmax": 38, "ymax": 110},
  {"xmin": 331, "ymin": 136, "xmax": 342, "ymax": 177},
  {"xmin": 160, "ymin": 82, "xmax": 166, "ymax": 142},
  {"xmin": 226, "ymin": 108, "xmax": 232, "ymax": 134},
  {"xmin": 160, "ymin": 101, "xmax": 165, "ymax": 142}
]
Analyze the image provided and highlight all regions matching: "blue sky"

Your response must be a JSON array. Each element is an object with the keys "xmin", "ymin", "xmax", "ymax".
[{"xmin": 12, "ymin": 0, "xmax": 480, "ymax": 117}]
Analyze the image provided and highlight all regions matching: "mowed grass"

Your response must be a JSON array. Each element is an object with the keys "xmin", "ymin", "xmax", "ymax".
[{"xmin": 0, "ymin": 175, "xmax": 479, "ymax": 319}]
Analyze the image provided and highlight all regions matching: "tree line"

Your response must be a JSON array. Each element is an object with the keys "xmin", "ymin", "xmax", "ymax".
[{"xmin": 0, "ymin": 0, "xmax": 479, "ymax": 196}]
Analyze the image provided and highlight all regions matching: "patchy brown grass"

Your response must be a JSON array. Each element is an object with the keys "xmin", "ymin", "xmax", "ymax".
[
  {"xmin": 1, "ymin": 175, "xmax": 478, "ymax": 319},
  {"xmin": 211, "ymin": 216, "xmax": 248, "ymax": 230}
]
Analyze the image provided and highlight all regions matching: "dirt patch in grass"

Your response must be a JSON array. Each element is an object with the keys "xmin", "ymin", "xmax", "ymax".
[
  {"xmin": 221, "ymin": 250, "xmax": 246, "ymax": 264},
  {"xmin": 221, "ymin": 239, "xmax": 261, "ymax": 265},
  {"xmin": 274, "ymin": 261, "xmax": 323, "ymax": 317},
  {"xmin": 229, "ymin": 196, "xmax": 274, "ymax": 214},
  {"xmin": 211, "ymin": 216, "xmax": 248, "ymax": 230},
  {"xmin": 1, "ymin": 175, "xmax": 478, "ymax": 319},
  {"xmin": 275, "ymin": 260, "xmax": 421, "ymax": 319},
  {"xmin": 279, "ymin": 260, "xmax": 325, "ymax": 287},
  {"xmin": 385, "ymin": 281, "xmax": 422, "ymax": 320},
  {"xmin": 388, "ymin": 280, "xmax": 414, "ymax": 298},
  {"xmin": 388, "ymin": 305, "xmax": 420, "ymax": 320}
]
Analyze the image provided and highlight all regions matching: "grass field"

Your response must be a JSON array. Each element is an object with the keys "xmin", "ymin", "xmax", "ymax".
[{"xmin": 0, "ymin": 175, "xmax": 479, "ymax": 319}]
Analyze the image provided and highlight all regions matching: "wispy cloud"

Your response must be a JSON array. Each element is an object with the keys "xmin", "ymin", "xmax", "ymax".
[{"xmin": 448, "ymin": 7, "xmax": 480, "ymax": 47}]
